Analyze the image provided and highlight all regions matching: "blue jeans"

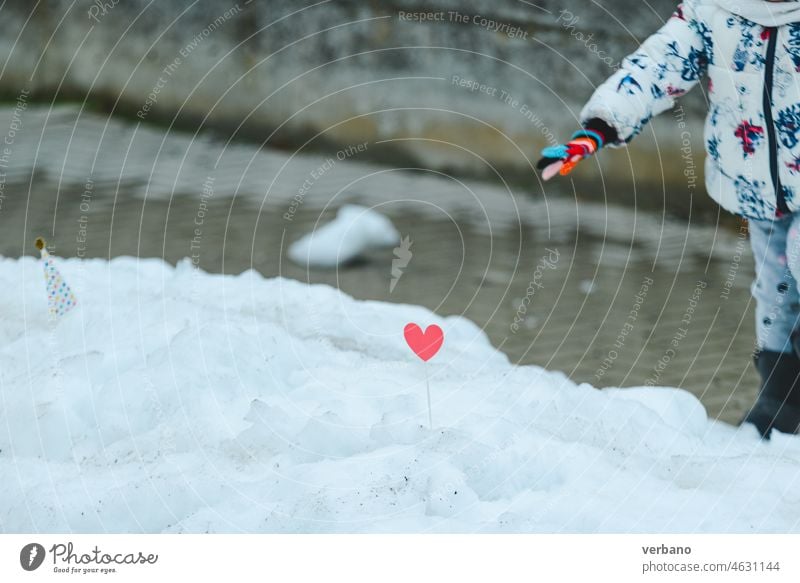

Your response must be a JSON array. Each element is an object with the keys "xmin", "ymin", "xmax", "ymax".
[{"xmin": 749, "ymin": 215, "xmax": 800, "ymax": 353}]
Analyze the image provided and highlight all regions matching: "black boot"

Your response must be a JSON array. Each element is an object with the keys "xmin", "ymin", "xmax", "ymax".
[{"xmin": 741, "ymin": 350, "xmax": 800, "ymax": 439}]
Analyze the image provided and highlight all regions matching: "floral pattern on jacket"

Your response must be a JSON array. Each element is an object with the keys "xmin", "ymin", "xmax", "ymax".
[{"xmin": 581, "ymin": 0, "xmax": 800, "ymax": 219}]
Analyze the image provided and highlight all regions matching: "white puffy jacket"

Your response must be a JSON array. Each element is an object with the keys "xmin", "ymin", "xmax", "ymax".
[{"xmin": 582, "ymin": 0, "xmax": 800, "ymax": 219}]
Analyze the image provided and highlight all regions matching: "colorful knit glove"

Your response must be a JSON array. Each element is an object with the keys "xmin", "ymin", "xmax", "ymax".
[{"xmin": 537, "ymin": 119, "xmax": 617, "ymax": 181}]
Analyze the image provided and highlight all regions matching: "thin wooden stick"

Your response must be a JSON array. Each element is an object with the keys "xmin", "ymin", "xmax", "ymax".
[{"xmin": 425, "ymin": 362, "xmax": 433, "ymax": 430}]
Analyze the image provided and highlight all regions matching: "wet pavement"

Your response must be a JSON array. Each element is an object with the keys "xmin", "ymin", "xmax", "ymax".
[{"xmin": 0, "ymin": 105, "xmax": 759, "ymax": 424}]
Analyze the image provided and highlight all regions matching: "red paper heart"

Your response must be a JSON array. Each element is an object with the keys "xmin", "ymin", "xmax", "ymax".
[{"xmin": 404, "ymin": 323, "xmax": 444, "ymax": 362}]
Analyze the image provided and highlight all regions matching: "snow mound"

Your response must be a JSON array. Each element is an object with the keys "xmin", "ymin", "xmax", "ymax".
[
  {"xmin": 1, "ymin": 256, "xmax": 799, "ymax": 533},
  {"xmin": 288, "ymin": 204, "xmax": 400, "ymax": 268}
]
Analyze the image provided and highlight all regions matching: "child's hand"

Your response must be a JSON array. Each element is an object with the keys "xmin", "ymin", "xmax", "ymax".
[
  {"xmin": 536, "ymin": 119, "xmax": 616, "ymax": 181},
  {"xmin": 537, "ymin": 130, "xmax": 603, "ymax": 181}
]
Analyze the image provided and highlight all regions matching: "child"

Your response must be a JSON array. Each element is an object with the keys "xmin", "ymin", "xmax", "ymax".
[{"xmin": 538, "ymin": 0, "xmax": 800, "ymax": 438}]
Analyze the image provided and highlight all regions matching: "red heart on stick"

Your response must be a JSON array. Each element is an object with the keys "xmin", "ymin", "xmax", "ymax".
[{"xmin": 404, "ymin": 323, "xmax": 444, "ymax": 362}]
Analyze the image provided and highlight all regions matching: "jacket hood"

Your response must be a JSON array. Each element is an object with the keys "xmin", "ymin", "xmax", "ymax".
[{"xmin": 714, "ymin": 0, "xmax": 800, "ymax": 26}]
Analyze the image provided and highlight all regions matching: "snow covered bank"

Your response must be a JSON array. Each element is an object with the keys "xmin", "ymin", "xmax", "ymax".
[{"xmin": 1, "ymin": 256, "xmax": 798, "ymax": 533}]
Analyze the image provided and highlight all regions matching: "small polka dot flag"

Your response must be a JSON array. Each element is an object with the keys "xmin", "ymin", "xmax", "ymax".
[{"xmin": 36, "ymin": 237, "xmax": 77, "ymax": 319}]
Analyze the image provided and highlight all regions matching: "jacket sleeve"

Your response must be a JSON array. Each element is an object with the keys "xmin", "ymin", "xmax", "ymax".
[{"xmin": 580, "ymin": 1, "xmax": 710, "ymax": 145}]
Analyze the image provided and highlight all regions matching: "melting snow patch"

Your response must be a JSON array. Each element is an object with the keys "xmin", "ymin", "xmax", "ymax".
[{"xmin": 288, "ymin": 204, "xmax": 399, "ymax": 268}]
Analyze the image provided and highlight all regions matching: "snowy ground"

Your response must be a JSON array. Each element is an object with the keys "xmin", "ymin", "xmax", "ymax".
[{"xmin": 2, "ymin": 256, "xmax": 800, "ymax": 534}]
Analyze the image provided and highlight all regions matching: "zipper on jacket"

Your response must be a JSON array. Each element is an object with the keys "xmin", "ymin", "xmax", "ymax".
[{"xmin": 763, "ymin": 27, "xmax": 787, "ymax": 215}]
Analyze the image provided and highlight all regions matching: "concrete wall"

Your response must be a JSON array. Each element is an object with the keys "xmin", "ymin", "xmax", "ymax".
[{"xmin": 0, "ymin": 0, "xmax": 708, "ymax": 212}]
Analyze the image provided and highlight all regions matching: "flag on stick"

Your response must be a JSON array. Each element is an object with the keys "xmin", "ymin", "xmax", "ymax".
[
  {"xmin": 403, "ymin": 323, "xmax": 445, "ymax": 430},
  {"xmin": 36, "ymin": 237, "xmax": 77, "ymax": 318}
]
